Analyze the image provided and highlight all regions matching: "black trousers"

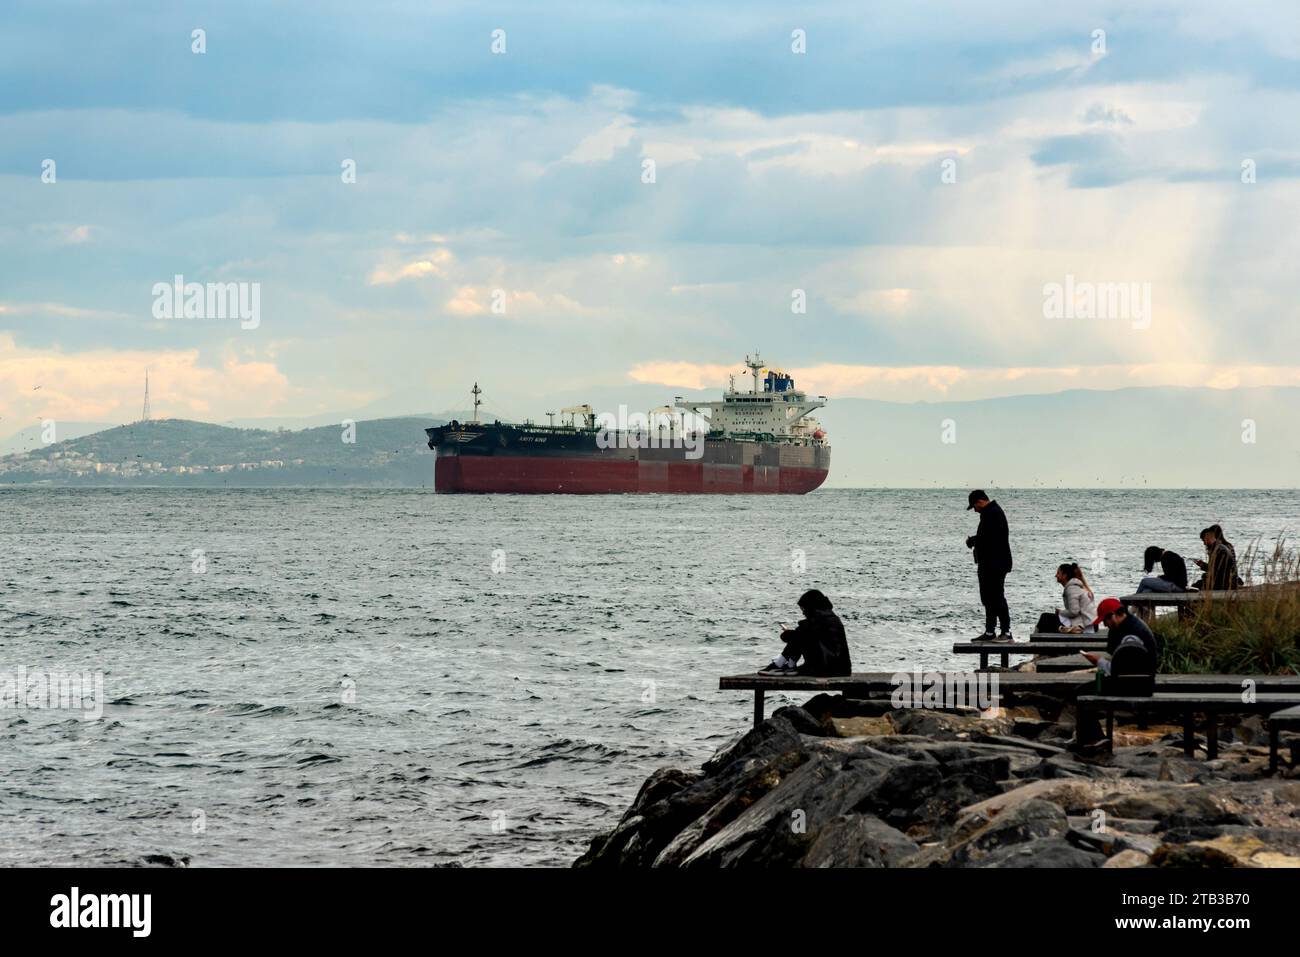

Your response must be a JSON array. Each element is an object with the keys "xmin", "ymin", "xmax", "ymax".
[{"xmin": 978, "ymin": 567, "xmax": 1010, "ymax": 633}]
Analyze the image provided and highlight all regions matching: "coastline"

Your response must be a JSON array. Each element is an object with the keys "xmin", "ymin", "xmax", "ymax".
[{"xmin": 575, "ymin": 685, "xmax": 1300, "ymax": 868}]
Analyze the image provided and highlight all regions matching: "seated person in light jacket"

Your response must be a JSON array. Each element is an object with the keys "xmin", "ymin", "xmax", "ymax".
[
  {"xmin": 759, "ymin": 589, "xmax": 852, "ymax": 676},
  {"xmin": 1054, "ymin": 562, "xmax": 1099, "ymax": 633}
]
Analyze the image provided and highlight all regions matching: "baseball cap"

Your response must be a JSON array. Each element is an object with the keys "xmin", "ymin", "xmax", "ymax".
[
  {"xmin": 1092, "ymin": 597, "xmax": 1123, "ymax": 627},
  {"xmin": 966, "ymin": 490, "xmax": 988, "ymax": 510}
]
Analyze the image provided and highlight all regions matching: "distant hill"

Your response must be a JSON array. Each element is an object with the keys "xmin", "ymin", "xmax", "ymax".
[{"xmin": 0, "ymin": 416, "xmax": 441, "ymax": 486}]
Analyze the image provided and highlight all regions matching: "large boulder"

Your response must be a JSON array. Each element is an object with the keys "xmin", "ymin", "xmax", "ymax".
[
  {"xmin": 680, "ymin": 754, "xmax": 896, "ymax": 868},
  {"xmin": 889, "ymin": 709, "xmax": 1015, "ymax": 739},
  {"xmin": 855, "ymin": 760, "xmax": 946, "ymax": 829},
  {"xmin": 576, "ymin": 716, "xmax": 814, "ymax": 868},
  {"xmin": 972, "ymin": 836, "xmax": 1105, "ymax": 868},
  {"xmin": 830, "ymin": 716, "xmax": 895, "ymax": 738},
  {"xmin": 944, "ymin": 798, "xmax": 1070, "ymax": 866},
  {"xmin": 1097, "ymin": 786, "xmax": 1254, "ymax": 829},
  {"xmin": 801, "ymin": 813, "xmax": 920, "ymax": 867},
  {"xmin": 702, "ymin": 715, "xmax": 805, "ymax": 776},
  {"xmin": 771, "ymin": 705, "xmax": 830, "ymax": 736}
]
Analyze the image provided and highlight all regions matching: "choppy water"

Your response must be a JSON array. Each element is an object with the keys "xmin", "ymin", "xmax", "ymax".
[{"xmin": 3, "ymin": 487, "xmax": 1299, "ymax": 866}]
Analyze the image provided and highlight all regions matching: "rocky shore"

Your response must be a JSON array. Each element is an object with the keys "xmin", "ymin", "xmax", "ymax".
[{"xmin": 575, "ymin": 692, "xmax": 1300, "ymax": 868}]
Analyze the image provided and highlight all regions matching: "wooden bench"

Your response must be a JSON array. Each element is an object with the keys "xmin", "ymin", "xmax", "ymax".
[
  {"xmin": 1269, "ymin": 704, "xmax": 1300, "ymax": 773},
  {"xmin": 721, "ymin": 672, "xmax": 1300, "ymax": 727},
  {"xmin": 1077, "ymin": 692, "xmax": 1300, "ymax": 759},
  {"xmin": 1120, "ymin": 589, "xmax": 1256, "ymax": 622},
  {"xmin": 952, "ymin": 640, "xmax": 1108, "ymax": 670}
]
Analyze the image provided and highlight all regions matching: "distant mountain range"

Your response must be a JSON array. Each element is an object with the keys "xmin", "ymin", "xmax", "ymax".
[
  {"xmin": 2, "ymin": 386, "xmax": 1296, "ymax": 487},
  {"xmin": 815, "ymin": 386, "xmax": 1300, "ymax": 488}
]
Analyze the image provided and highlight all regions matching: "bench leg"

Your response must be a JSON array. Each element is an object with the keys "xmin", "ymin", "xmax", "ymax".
[
  {"xmin": 1206, "ymin": 714, "xmax": 1218, "ymax": 760},
  {"xmin": 1183, "ymin": 711, "xmax": 1196, "ymax": 757},
  {"xmin": 753, "ymin": 689, "xmax": 765, "ymax": 728},
  {"xmin": 1270, "ymin": 722, "xmax": 1279, "ymax": 774},
  {"xmin": 1000, "ymin": 651, "xmax": 1009, "ymax": 668},
  {"xmin": 979, "ymin": 651, "xmax": 988, "ymax": 670},
  {"xmin": 1106, "ymin": 709, "xmax": 1114, "ymax": 753}
]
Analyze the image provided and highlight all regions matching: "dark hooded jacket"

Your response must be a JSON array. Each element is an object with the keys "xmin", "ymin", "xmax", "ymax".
[
  {"xmin": 968, "ymin": 500, "xmax": 1013, "ymax": 573},
  {"xmin": 781, "ymin": 610, "xmax": 851, "ymax": 677}
]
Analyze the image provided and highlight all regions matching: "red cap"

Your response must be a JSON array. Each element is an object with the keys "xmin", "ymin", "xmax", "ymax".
[{"xmin": 1092, "ymin": 597, "xmax": 1123, "ymax": 627}]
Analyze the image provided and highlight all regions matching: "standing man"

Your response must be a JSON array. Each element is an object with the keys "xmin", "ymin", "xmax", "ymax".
[{"xmin": 966, "ymin": 489, "xmax": 1013, "ymax": 642}]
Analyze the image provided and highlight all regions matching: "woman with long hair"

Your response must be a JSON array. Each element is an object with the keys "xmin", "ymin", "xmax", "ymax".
[
  {"xmin": 1137, "ymin": 545, "xmax": 1188, "ymax": 592},
  {"xmin": 1054, "ymin": 561, "xmax": 1099, "ymax": 633}
]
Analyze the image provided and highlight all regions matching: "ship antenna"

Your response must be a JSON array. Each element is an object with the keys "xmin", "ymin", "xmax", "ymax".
[{"xmin": 471, "ymin": 382, "xmax": 482, "ymax": 424}]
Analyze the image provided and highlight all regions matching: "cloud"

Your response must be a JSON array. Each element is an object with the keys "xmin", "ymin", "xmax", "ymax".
[
  {"xmin": 1082, "ymin": 102, "xmax": 1135, "ymax": 126},
  {"xmin": 0, "ymin": 334, "xmax": 290, "ymax": 424},
  {"xmin": 446, "ymin": 286, "xmax": 488, "ymax": 316},
  {"xmin": 367, "ymin": 248, "xmax": 454, "ymax": 285},
  {"xmin": 629, "ymin": 362, "xmax": 740, "ymax": 391}
]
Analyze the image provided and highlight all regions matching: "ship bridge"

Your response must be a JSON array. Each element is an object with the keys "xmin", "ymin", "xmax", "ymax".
[{"xmin": 673, "ymin": 353, "xmax": 827, "ymax": 444}]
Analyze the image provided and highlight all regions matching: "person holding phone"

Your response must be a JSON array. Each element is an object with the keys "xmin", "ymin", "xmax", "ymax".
[
  {"xmin": 758, "ymin": 589, "xmax": 851, "ymax": 676},
  {"xmin": 965, "ymin": 490, "xmax": 1014, "ymax": 642},
  {"xmin": 1190, "ymin": 525, "xmax": 1241, "ymax": 591}
]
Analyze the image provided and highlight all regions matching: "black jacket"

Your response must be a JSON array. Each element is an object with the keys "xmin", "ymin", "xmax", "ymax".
[
  {"xmin": 1106, "ymin": 612, "xmax": 1160, "ymax": 661},
  {"xmin": 967, "ymin": 500, "xmax": 1013, "ymax": 573},
  {"xmin": 1158, "ymin": 550, "xmax": 1189, "ymax": 589},
  {"xmin": 781, "ymin": 610, "xmax": 851, "ymax": 677}
]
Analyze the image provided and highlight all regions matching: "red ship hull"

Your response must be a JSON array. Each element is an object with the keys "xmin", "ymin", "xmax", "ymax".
[{"xmin": 435, "ymin": 454, "xmax": 828, "ymax": 494}]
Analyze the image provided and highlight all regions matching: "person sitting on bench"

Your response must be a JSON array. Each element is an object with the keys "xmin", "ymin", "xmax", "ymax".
[
  {"xmin": 1074, "ymin": 598, "xmax": 1160, "ymax": 749},
  {"xmin": 1079, "ymin": 597, "xmax": 1160, "ymax": 670},
  {"xmin": 1053, "ymin": 562, "xmax": 1098, "ymax": 633},
  {"xmin": 1137, "ymin": 545, "xmax": 1188, "ymax": 593},
  {"xmin": 1191, "ymin": 526, "xmax": 1241, "ymax": 591},
  {"xmin": 759, "ymin": 589, "xmax": 851, "ymax": 676}
]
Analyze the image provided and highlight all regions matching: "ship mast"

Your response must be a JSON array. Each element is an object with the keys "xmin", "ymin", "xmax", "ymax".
[
  {"xmin": 744, "ymin": 352, "xmax": 764, "ymax": 394},
  {"xmin": 471, "ymin": 382, "xmax": 482, "ymax": 424}
]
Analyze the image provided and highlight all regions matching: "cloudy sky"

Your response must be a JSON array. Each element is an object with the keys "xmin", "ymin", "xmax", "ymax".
[{"xmin": 3, "ymin": 0, "xmax": 1299, "ymax": 428}]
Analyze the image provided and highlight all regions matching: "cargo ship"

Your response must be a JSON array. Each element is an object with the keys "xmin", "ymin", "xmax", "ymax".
[{"xmin": 425, "ymin": 354, "xmax": 830, "ymax": 493}]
